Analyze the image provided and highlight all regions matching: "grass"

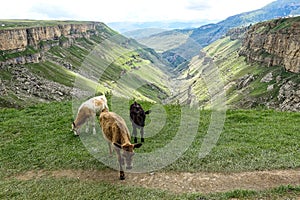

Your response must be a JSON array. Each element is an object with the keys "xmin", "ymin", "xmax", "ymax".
[
  {"xmin": 0, "ymin": 100, "xmax": 299, "ymax": 199},
  {"xmin": 166, "ymin": 109, "xmax": 300, "ymax": 172},
  {"xmin": 271, "ymin": 16, "xmax": 300, "ymax": 32},
  {"xmin": 0, "ymin": 178, "xmax": 185, "ymax": 200},
  {"xmin": 0, "ymin": 19, "xmax": 100, "ymax": 30},
  {"xmin": 26, "ymin": 61, "xmax": 76, "ymax": 87},
  {"xmin": 0, "ymin": 46, "xmax": 39, "ymax": 62},
  {"xmin": 1, "ymin": 179, "xmax": 299, "ymax": 200},
  {"xmin": 0, "ymin": 102, "xmax": 101, "ymax": 177}
]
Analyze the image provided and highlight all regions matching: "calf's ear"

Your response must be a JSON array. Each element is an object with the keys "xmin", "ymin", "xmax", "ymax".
[
  {"xmin": 145, "ymin": 110, "xmax": 151, "ymax": 115},
  {"xmin": 133, "ymin": 143, "xmax": 142, "ymax": 149}
]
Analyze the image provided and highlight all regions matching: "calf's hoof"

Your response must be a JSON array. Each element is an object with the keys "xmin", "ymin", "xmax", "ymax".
[
  {"xmin": 141, "ymin": 138, "xmax": 144, "ymax": 143},
  {"xmin": 120, "ymin": 171, "xmax": 125, "ymax": 180},
  {"xmin": 134, "ymin": 137, "xmax": 138, "ymax": 143}
]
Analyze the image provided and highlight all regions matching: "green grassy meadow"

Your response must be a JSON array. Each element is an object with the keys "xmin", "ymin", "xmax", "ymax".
[{"xmin": 1, "ymin": 100, "xmax": 300, "ymax": 199}]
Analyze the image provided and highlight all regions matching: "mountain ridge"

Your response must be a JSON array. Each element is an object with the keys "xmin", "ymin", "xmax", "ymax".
[
  {"xmin": 107, "ymin": 20, "xmax": 211, "ymax": 34},
  {"xmin": 137, "ymin": 0, "xmax": 300, "ymax": 68}
]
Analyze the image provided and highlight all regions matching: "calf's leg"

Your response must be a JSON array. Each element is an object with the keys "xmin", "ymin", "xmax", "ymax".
[
  {"xmin": 91, "ymin": 115, "xmax": 96, "ymax": 135},
  {"xmin": 85, "ymin": 118, "xmax": 90, "ymax": 133},
  {"xmin": 132, "ymin": 125, "xmax": 138, "ymax": 143},
  {"xmin": 107, "ymin": 142, "xmax": 113, "ymax": 156},
  {"xmin": 140, "ymin": 127, "xmax": 145, "ymax": 143},
  {"xmin": 115, "ymin": 148, "xmax": 125, "ymax": 180}
]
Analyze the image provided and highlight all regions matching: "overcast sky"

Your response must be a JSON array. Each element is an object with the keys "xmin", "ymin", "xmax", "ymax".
[{"xmin": 0, "ymin": 0, "xmax": 276, "ymax": 23}]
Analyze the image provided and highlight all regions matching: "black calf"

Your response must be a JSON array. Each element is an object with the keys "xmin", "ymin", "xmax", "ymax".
[{"xmin": 130, "ymin": 101, "xmax": 151, "ymax": 143}]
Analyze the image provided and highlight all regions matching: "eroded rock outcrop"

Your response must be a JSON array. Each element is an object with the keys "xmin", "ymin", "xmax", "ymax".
[
  {"xmin": 278, "ymin": 80, "xmax": 300, "ymax": 111},
  {"xmin": 0, "ymin": 53, "xmax": 43, "ymax": 66},
  {"xmin": 226, "ymin": 26, "xmax": 249, "ymax": 40},
  {"xmin": 0, "ymin": 22, "xmax": 106, "ymax": 67},
  {"xmin": 1, "ymin": 65, "xmax": 71, "ymax": 102},
  {"xmin": 236, "ymin": 74, "xmax": 255, "ymax": 89},
  {"xmin": 239, "ymin": 17, "xmax": 300, "ymax": 73},
  {"xmin": 0, "ymin": 23, "xmax": 98, "ymax": 51}
]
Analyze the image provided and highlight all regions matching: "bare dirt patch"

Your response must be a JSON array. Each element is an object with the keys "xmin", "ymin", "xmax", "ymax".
[{"xmin": 15, "ymin": 169, "xmax": 300, "ymax": 194}]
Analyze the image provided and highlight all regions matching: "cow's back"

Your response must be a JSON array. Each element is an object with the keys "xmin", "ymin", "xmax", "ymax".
[
  {"xmin": 130, "ymin": 102, "xmax": 146, "ymax": 127},
  {"xmin": 100, "ymin": 111, "xmax": 130, "ymax": 143}
]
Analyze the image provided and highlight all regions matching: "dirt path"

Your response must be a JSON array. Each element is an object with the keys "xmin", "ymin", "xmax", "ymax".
[{"xmin": 15, "ymin": 169, "xmax": 300, "ymax": 194}]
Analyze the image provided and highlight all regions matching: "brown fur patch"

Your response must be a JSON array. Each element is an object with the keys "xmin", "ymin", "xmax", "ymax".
[
  {"xmin": 74, "ymin": 106, "xmax": 94, "ymax": 128},
  {"xmin": 93, "ymin": 99, "xmax": 104, "ymax": 107},
  {"xmin": 99, "ymin": 110, "xmax": 131, "ymax": 145}
]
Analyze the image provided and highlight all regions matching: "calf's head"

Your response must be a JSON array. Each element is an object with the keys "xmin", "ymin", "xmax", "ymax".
[
  {"xmin": 71, "ymin": 122, "xmax": 80, "ymax": 136},
  {"xmin": 114, "ymin": 143, "xmax": 142, "ymax": 169}
]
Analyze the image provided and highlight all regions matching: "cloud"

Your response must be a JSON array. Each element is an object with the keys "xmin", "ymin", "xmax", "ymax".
[
  {"xmin": 184, "ymin": 0, "xmax": 276, "ymax": 22},
  {"xmin": 0, "ymin": 0, "xmax": 277, "ymax": 23},
  {"xmin": 186, "ymin": 0, "xmax": 212, "ymax": 11},
  {"xmin": 29, "ymin": 3, "xmax": 76, "ymax": 19}
]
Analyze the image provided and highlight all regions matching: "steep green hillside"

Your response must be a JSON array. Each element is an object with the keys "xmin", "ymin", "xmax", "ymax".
[
  {"xmin": 134, "ymin": 29, "xmax": 192, "ymax": 53},
  {"xmin": 169, "ymin": 15, "xmax": 300, "ymax": 110},
  {"xmin": 0, "ymin": 20, "xmax": 171, "ymax": 107},
  {"xmin": 172, "ymin": 33, "xmax": 300, "ymax": 110}
]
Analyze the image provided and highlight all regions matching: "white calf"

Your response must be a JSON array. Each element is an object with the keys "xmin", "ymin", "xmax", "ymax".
[{"xmin": 72, "ymin": 95, "xmax": 108, "ymax": 135}]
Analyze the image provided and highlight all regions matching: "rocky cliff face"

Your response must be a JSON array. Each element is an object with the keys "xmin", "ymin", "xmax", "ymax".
[
  {"xmin": 277, "ymin": 80, "xmax": 300, "ymax": 111},
  {"xmin": 239, "ymin": 16, "xmax": 300, "ymax": 73},
  {"xmin": 0, "ymin": 22, "xmax": 105, "ymax": 67},
  {"xmin": 226, "ymin": 26, "xmax": 249, "ymax": 41},
  {"xmin": 0, "ymin": 29, "xmax": 27, "ymax": 51},
  {"xmin": 0, "ymin": 22, "xmax": 110, "ymax": 107},
  {"xmin": 0, "ymin": 23, "xmax": 98, "ymax": 51}
]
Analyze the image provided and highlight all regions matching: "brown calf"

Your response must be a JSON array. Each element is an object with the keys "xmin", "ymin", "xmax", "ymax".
[{"xmin": 99, "ymin": 108, "xmax": 142, "ymax": 180}]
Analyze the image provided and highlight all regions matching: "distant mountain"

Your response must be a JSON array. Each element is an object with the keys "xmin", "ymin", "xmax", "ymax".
[
  {"xmin": 189, "ymin": 0, "xmax": 300, "ymax": 46},
  {"xmin": 137, "ymin": 0, "xmax": 300, "ymax": 67},
  {"xmin": 107, "ymin": 20, "xmax": 212, "ymax": 34},
  {"xmin": 122, "ymin": 28, "xmax": 168, "ymax": 39}
]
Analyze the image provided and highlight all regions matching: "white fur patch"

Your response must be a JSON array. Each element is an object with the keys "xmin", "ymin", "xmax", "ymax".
[
  {"xmin": 77, "ymin": 95, "xmax": 108, "ymax": 114},
  {"xmin": 73, "ymin": 95, "xmax": 109, "ymax": 134}
]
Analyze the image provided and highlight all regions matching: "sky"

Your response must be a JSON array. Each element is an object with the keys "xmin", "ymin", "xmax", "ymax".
[{"xmin": 0, "ymin": 0, "xmax": 276, "ymax": 23}]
